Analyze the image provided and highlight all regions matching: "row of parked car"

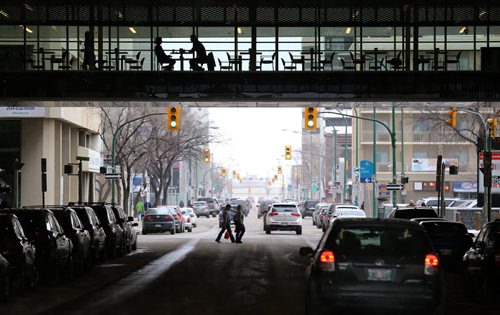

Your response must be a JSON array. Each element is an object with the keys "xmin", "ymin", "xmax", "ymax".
[
  {"xmin": 0, "ymin": 203, "xmax": 138, "ymax": 301},
  {"xmin": 142, "ymin": 206, "xmax": 198, "ymax": 235}
]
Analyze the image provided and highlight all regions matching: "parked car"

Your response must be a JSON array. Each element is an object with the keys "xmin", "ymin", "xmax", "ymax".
[
  {"xmin": 192, "ymin": 201, "xmax": 210, "ymax": 218},
  {"xmin": 50, "ymin": 207, "xmax": 92, "ymax": 274},
  {"xmin": 0, "ymin": 213, "xmax": 37, "ymax": 292},
  {"xmin": 264, "ymin": 203, "xmax": 302, "ymax": 235},
  {"xmin": 87, "ymin": 204, "xmax": 125, "ymax": 258},
  {"xmin": 0, "ymin": 209, "xmax": 73, "ymax": 284},
  {"xmin": 463, "ymin": 219, "xmax": 500, "ymax": 299},
  {"xmin": 322, "ymin": 204, "xmax": 366, "ymax": 232},
  {"xmin": 0, "ymin": 253, "xmax": 9, "ymax": 300},
  {"xmin": 300, "ymin": 218, "xmax": 442, "ymax": 314},
  {"xmin": 419, "ymin": 220, "xmax": 473, "ymax": 271},
  {"xmin": 142, "ymin": 206, "xmax": 178, "ymax": 235},
  {"xmin": 110, "ymin": 204, "xmax": 138, "ymax": 252},
  {"xmin": 257, "ymin": 200, "xmax": 273, "ymax": 219},
  {"xmin": 172, "ymin": 206, "xmax": 186, "ymax": 233},
  {"xmin": 301, "ymin": 200, "xmax": 319, "ymax": 218},
  {"xmin": 182, "ymin": 207, "xmax": 197, "ymax": 228},
  {"xmin": 180, "ymin": 208, "xmax": 193, "ymax": 232},
  {"xmin": 316, "ymin": 208, "xmax": 328, "ymax": 230},
  {"xmin": 72, "ymin": 206, "xmax": 107, "ymax": 263},
  {"xmin": 312, "ymin": 203, "xmax": 330, "ymax": 226},
  {"xmin": 196, "ymin": 197, "xmax": 220, "ymax": 217},
  {"xmin": 416, "ymin": 197, "xmax": 461, "ymax": 208},
  {"xmin": 386, "ymin": 206, "xmax": 438, "ymax": 220}
]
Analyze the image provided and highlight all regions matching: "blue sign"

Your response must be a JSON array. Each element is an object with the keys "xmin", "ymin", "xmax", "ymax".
[{"xmin": 360, "ymin": 160, "xmax": 374, "ymax": 183}]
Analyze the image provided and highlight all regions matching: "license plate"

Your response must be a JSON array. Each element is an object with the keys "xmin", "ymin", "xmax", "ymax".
[
  {"xmin": 440, "ymin": 249, "xmax": 453, "ymax": 255},
  {"xmin": 281, "ymin": 222, "xmax": 288, "ymax": 225},
  {"xmin": 367, "ymin": 269, "xmax": 392, "ymax": 281},
  {"xmin": 155, "ymin": 224, "xmax": 162, "ymax": 228}
]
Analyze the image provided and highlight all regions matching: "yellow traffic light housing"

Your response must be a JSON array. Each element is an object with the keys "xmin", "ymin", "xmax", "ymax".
[
  {"xmin": 232, "ymin": 170, "xmax": 237, "ymax": 178},
  {"xmin": 221, "ymin": 168, "xmax": 227, "ymax": 177},
  {"xmin": 285, "ymin": 145, "xmax": 292, "ymax": 160},
  {"xmin": 488, "ymin": 117, "xmax": 497, "ymax": 137},
  {"xmin": 277, "ymin": 165, "xmax": 282, "ymax": 174},
  {"xmin": 304, "ymin": 107, "xmax": 318, "ymax": 130},
  {"xmin": 446, "ymin": 107, "xmax": 457, "ymax": 128},
  {"xmin": 202, "ymin": 148, "xmax": 210, "ymax": 164},
  {"xmin": 167, "ymin": 106, "xmax": 181, "ymax": 130}
]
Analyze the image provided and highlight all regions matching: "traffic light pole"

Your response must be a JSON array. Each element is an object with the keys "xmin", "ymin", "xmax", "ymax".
[
  {"xmin": 319, "ymin": 110, "xmax": 397, "ymax": 207},
  {"xmin": 111, "ymin": 112, "xmax": 165, "ymax": 204}
]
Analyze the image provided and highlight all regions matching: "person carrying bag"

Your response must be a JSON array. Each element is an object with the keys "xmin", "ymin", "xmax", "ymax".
[
  {"xmin": 215, "ymin": 205, "xmax": 235, "ymax": 243},
  {"xmin": 234, "ymin": 205, "xmax": 245, "ymax": 243}
]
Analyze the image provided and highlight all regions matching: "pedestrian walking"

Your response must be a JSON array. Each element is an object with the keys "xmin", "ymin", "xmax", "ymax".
[
  {"xmin": 135, "ymin": 199, "xmax": 145, "ymax": 221},
  {"xmin": 234, "ymin": 205, "xmax": 245, "ymax": 243},
  {"xmin": 215, "ymin": 204, "xmax": 235, "ymax": 243}
]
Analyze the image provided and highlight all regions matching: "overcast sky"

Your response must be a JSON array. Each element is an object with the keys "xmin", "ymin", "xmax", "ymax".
[{"xmin": 208, "ymin": 108, "xmax": 303, "ymax": 178}]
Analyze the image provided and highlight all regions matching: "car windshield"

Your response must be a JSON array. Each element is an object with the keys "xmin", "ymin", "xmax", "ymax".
[
  {"xmin": 193, "ymin": 202, "xmax": 206, "ymax": 206},
  {"xmin": 422, "ymin": 222, "xmax": 467, "ymax": 235},
  {"xmin": 327, "ymin": 225, "xmax": 430, "ymax": 263},
  {"xmin": 395, "ymin": 209, "xmax": 437, "ymax": 219},
  {"xmin": 272, "ymin": 205, "xmax": 297, "ymax": 212},
  {"xmin": 337, "ymin": 209, "xmax": 365, "ymax": 217},
  {"xmin": 11, "ymin": 213, "xmax": 44, "ymax": 239}
]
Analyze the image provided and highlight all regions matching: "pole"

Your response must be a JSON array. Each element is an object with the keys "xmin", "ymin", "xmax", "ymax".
[
  {"xmin": 391, "ymin": 104, "xmax": 397, "ymax": 207},
  {"xmin": 333, "ymin": 128, "xmax": 337, "ymax": 202},
  {"xmin": 309, "ymin": 131, "xmax": 313, "ymax": 199},
  {"xmin": 353, "ymin": 107, "xmax": 359, "ymax": 206},
  {"xmin": 373, "ymin": 107, "xmax": 377, "ymax": 218},
  {"xmin": 111, "ymin": 112, "xmax": 165, "ymax": 204},
  {"xmin": 400, "ymin": 107, "xmax": 406, "ymax": 203},
  {"xmin": 78, "ymin": 159, "xmax": 83, "ymax": 204}
]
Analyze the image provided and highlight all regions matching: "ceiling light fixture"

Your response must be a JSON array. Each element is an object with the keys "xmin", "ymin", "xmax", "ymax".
[
  {"xmin": 479, "ymin": 10, "xmax": 486, "ymax": 18},
  {"xmin": 0, "ymin": 10, "xmax": 9, "ymax": 17},
  {"xmin": 459, "ymin": 26, "xmax": 469, "ymax": 35},
  {"xmin": 129, "ymin": 27, "xmax": 137, "ymax": 34},
  {"xmin": 24, "ymin": 3, "xmax": 34, "ymax": 11},
  {"xmin": 19, "ymin": 25, "xmax": 33, "ymax": 33},
  {"xmin": 237, "ymin": 27, "xmax": 242, "ymax": 34},
  {"xmin": 345, "ymin": 27, "xmax": 352, "ymax": 34}
]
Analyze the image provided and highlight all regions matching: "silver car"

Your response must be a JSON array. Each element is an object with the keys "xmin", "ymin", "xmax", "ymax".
[
  {"xmin": 264, "ymin": 203, "xmax": 303, "ymax": 235},
  {"xmin": 192, "ymin": 201, "xmax": 210, "ymax": 218},
  {"xmin": 142, "ymin": 207, "xmax": 177, "ymax": 235},
  {"xmin": 180, "ymin": 208, "xmax": 195, "ymax": 232}
]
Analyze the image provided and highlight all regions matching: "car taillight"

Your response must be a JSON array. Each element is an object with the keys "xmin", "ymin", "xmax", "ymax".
[
  {"xmin": 143, "ymin": 216, "xmax": 152, "ymax": 222},
  {"xmin": 166, "ymin": 216, "xmax": 174, "ymax": 221},
  {"xmin": 424, "ymin": 253, "xmax": 439, "ymax": 275},
  {"xmin": 187, "ymin": 217, "xmax": 191, "ymax": 223},
  {"xmin": 269, "ymin": 212, "xmax": 279, "ymax": 216},
  {"xmin": 319, "ymin": 250, "xmax": 335, "ymax": 272},
  {"xmin": 291, "ymin": 213, "xmax": 301, "ymax": 217}
]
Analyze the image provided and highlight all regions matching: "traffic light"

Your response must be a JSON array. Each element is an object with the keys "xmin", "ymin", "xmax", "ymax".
[
  {"xmin": 277, "ymin": 165, "xmax": 282, "ymax": 174},
  {"xmin": 221, "ymin": 168, "xmax": 227, "ymax": 177},
  {"xmin": 285, "ymin": 145, "xmax": 292, "ymax": 160},
  {"xmin": 202, "ymin": 148, "xmax": 210, "ymax": 164},
  {"xmin": 273, "ymin": 174, "xmax": 278, "ymax": 181},
  {"xmin": 487, "ymin": 117, "xmax": 497, "ymax": 137},
  {"xmin": 232, "ymin": 170, "xmax": 237, "ymax": 178},
  {"xmin": 304, "ymin": 107, "xmax": 318, "ymax": 130},
  {"xmin": 446, "ymin": 107, "xmax": 457, "ymax": 128},
  {"xmin": 167, "ymin": 106, "xmax": 181, "ymax": 130}
]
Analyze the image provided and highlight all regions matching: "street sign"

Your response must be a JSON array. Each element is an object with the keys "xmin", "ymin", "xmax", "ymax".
[
  {"xmin": 360, "ymin": 160, "xmax": 374, "ymax": 184},
  {"xmin": 353, "ymin": 167, "xmax": 360, "ymax": 175},
  {"xmin": 105, "ymin": 173, "xmax": 122, "ymax": 180},
  {"xmin": 386, "ymin": 184, "xmax": 404, "ymax": 191}
]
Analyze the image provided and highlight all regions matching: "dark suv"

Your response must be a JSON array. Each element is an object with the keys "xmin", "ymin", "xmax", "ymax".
[
  {"xmin": 0, "ymin": 208, "xmax": 73, "ymax": 284},
  {"xmin": 300, "ymin": 218, "xmax": 442, "ymax": 314},
  {"xmin": 386, "ymin": 206, "xmax": 438, "ymax": 220},
  {"xmin": 464, "ymin": 219, "xmax": 500, "ymax": 298},
  {"xmin": 301, "ymin": 200, "xmax": 319, "ymax": 218},
  {"xmin": 86, "ymin": 204, "xmax": 125, "ymax": 258}
]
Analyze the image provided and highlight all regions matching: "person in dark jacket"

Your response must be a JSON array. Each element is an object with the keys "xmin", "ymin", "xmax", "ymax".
[
  {"xmin": 154, "ymin": 37, "xmax": 176, "ymax": 70},
  {"xmin": 215, "ymin": 204, "xmax": 235, "ymax": 243},
  {"xmin": 82, "ymin": 31, "xmax": 96, "ymax": 70},
  {"xmin": 189, "ymin": 34, "xmax": 208, "ymax": 71},
  {"xmin": 234, "ymin": 205, "xmax": 245, "ymax": 243}
]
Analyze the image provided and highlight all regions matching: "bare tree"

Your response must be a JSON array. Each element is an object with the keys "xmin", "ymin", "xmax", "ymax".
[
  {"xmin": 99, "ymin": 107, "xmax": 155, "ymax": 214},
  {"xmin": 146, "ymin": 109, "xmax": 214, "ymax": 206}
]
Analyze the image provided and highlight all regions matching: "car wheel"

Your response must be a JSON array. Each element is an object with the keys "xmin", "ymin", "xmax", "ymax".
[
  {"xmin": 131, "ymin": 239, "xmax": 137, "ymax": 251},
  {"xmin": 265, "ymin": 228, "xmax": 271, "ymax": 234},
  {"xmin": 0, "ymin": 271, "xmax": 9, "ymax": 301},
  {"xmin": 188, "ymin": 227, "xmax": 193, "ymax": 232},
  {"xmin": 322, "ymin": 224, "xmax": 326, "ymax": 232},
  {"xmin": 28, "ymin": 266, "xmax": 38, "ymax": 290},
  {"xmin": 212, "ymin": 213, "xmax": 217, "ymax": 218},
  {"xmin": 296, "ymin": 227, "xmax": 302, "ymax": 235},
  {"xmin": 170, "ymin": 228, "xmax": 176, "ymax": 235},
  {"xmin": 306, "ymin": 283, "xmax": 327, "ymax": 315},
  {"xmin": 142, "ymin": 230, "xmax": 147, "ymax": 235}
]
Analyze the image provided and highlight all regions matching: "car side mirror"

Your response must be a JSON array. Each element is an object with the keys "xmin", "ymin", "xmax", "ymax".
[
  {"xmin": 299, "ymin": 247, "xmax": 314, "ymax": 257},
  {"xmin": 476, "ymin": 241, "xmax": 486, "ymax": 250},
  {"xmin": 128, "ymin": 216, "xmax": 134, "ymax": 222},
  {"xmin": 132, "ymin": 223, "xmax": 138, "ymax": 227}
]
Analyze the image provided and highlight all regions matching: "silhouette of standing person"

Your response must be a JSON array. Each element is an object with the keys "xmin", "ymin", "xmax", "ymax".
[
  {"xmin": 82, "ymin": 31, "xmax": 96, "ymax": 70},
  {"xmin": 154, "ymin": 37, "xmax": 176, "ymax": 70},
  {"xmin": 189, "ymin": 34, "xmax": 208, "ymax": 71},
  {"xmin": 215, "ymin": 204, "xmax": 235, "ymax": 243},
  {"xmin": 234, "ymin": 205, "xmax": 245, "ymax": 243}
]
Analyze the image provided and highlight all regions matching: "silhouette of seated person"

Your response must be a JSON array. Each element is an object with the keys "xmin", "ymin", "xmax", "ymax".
[
  {"xmin": 189, "ymin": 34, "xmax": 208, "ymax": 71},
  {"xmin": 154, "ymin": 37, "xmax": 176, "ymax": 70}
]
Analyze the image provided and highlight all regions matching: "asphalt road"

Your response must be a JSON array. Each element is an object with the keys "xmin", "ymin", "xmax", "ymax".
[{"xmin": 0, "ymin": 208, "xmax": 498, "ymax": 315}]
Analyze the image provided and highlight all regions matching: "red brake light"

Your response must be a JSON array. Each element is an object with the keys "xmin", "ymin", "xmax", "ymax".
[
  {"xmin": 319, "ymin": 250, "xmax": 335, "ymax": 272},
  {"xmin": 424, "ymin": 253, "xmax": 439, "ymax": 275},
  {"xmin": 166, "ymin": 215, "xmax": 174, "ymax": 221},
  {"xmin": 291, "ymin": 213, "xmax": 301, "ymax": 217},
  {"xmin": 269, "ymin": 212, "xmax": 279, "ymax": 216},
  {"xmin": 187, "ymin": 217, "xmax": 191, "ymax": 223},
  {"xmin": 143, "ymin": 216, "xmax": 152, "ymax": 222}
]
